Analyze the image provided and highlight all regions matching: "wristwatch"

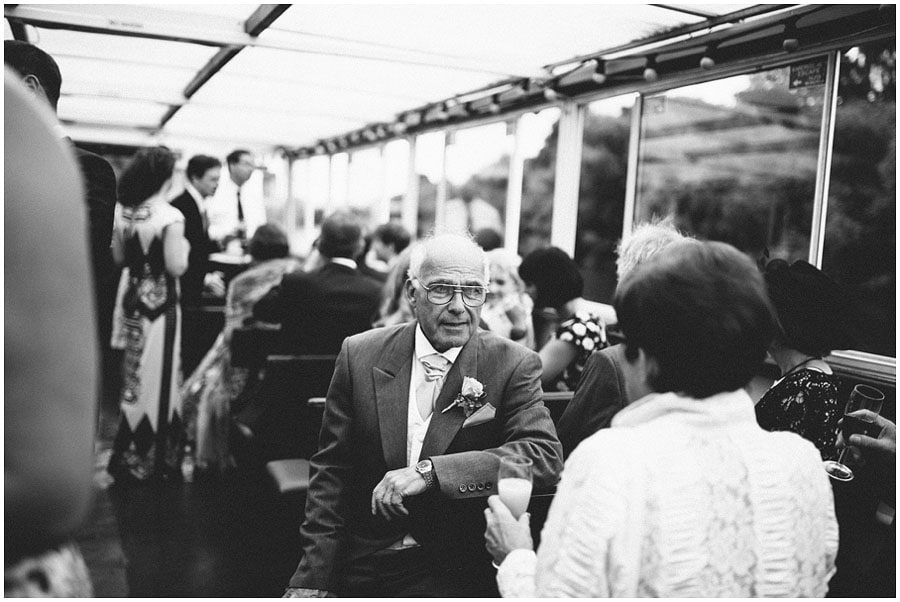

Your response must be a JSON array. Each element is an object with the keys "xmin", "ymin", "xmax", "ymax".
[{"xmin": 415, "ymin": 458, "xmax": 436, "ymax": 491}]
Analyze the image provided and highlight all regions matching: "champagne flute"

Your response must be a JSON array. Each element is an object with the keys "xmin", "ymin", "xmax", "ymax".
[
  {"xmin": 498, "ymin": 455, "xmax": 533, "ymax": 519},
  {"xmin": 824, "ymin": 384, "xmax": 885, "ymax": 482}
]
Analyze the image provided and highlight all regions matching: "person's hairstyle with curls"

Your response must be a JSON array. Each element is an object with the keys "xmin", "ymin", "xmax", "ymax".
[
  {"xmin": 518, "ymin": 246, "xmax": 583, "ymax": 310},
  {"xmin": 317, "ymin": 211, "xmax": 363, "ymax": 259},
  {"xmin": 4, "ymin": 40, "xmax": 62, "ymax": 111},
  {"xmin": 117, "ymin": 146, "xmax": 176, "ymax": 207},
  {"xmin": 615, "ymin": 240, "xmax": 774, "ymax": 399},
  {"xmin": 186, "ymin": 154, "xmax": 221, "ymax": 182},
  {"xmin": 248, "ymin": 222, "xmax": 290, "ymax": 261},
  {"xmin": 761, "ymin": 257, "xmax": 854, "ymax": 357},
  {"xmin": 373, "ymin": 222, "xmax": 411, "ymax": 254}
]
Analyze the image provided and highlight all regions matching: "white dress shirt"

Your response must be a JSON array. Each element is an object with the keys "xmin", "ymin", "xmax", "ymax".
[
  {"xmin": 390, "ymin": 325, "xmax": 461, "ymax": 550},
  {"xmin": 497, "ymin": 389, "xmax": 839, "ymax": 597}
]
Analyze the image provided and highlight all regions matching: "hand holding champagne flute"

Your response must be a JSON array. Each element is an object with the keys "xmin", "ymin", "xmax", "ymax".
[
  {"xmin": 824, "ymin": 384, "xmax": 885, "ymax": 481},
  {"xmin": 498, "ymin": 455, "xmax": 533, "ymax": 519}
]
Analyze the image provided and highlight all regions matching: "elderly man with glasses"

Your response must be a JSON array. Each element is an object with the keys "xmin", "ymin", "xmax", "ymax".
[{"xmin": 284, "ymin": 231, "xmax": 563, "ymax": 598}]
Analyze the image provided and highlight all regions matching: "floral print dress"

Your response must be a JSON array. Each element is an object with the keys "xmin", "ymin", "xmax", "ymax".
[
  {"xmin": 548, "ymin": 311, "xmax": 609, "ymax": 392},
  {"xmin": 755, "ymin": 368, "xmax": 841, "ymax": 460}
]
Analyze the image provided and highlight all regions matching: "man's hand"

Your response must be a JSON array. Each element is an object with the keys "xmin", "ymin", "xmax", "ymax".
[
  {"xmin": 282, "ymin": 587, "xmax": 335, "ymax": 598},
  {"xmin": 370, "ymin": 466, "xmax": 427, "ymax": 520},
  {"xmin": 204, "ymin": 271, "xmax": 226, "ymax": 297},
  {"xmin": 841, "ymin": 410, "xmax": 897, "ymax": 459},
  {"xmin": 484, "ymin": 495, "xmax": 533, "ymax": 565}
]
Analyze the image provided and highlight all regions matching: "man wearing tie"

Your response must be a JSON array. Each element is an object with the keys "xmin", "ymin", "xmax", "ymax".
[
  {"xmin": 283, "ymin": 232, "xmax": 563, "ymax": 597},
  {"xmin": 170, "ymin": 155, "xmax": 225, "ymax": 376},
  {"xmin": 208, "ymin": 149, "xmax": 262, "ymax": 249}
]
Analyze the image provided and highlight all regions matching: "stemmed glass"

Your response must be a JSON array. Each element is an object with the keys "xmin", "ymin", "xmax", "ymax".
[
  {"xmin": 498, "ymin": 455, "xmax": 533, "ymax": 519},
  {"xmin": 823, "ymin": 384, "xmax": 885, "ymax": 482}
]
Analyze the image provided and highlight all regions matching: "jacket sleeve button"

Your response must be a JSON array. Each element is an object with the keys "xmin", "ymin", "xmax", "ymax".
[
  {"xmin": 485, "ymin": 481, "xmax": 493, "ymax": 490},
  {"xmin": 467, "ymin": 482, "xmax": 477, "ymax": 492},
  {"xmin": 458, "ymin": 484, "xmax": 468, "ymax": 493},
  {"xmin": 477, "ymin": 483, "xmax": 485, "ymax": 491}
]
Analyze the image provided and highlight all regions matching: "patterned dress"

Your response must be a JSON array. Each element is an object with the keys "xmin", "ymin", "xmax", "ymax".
[
  {"xmin": 547, "ymin": 311, "xmax": 609, "ymax": 392},
  {"xmin": 108, "ymin": 200, "xmax": 185, "ymax": 482},
  {"xmin": 755, "ymin": 368, "xmax": 841, "ymax": 460}
]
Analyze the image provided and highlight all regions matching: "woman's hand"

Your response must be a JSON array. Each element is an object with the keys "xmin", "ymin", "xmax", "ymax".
[{"xmin": 484, "ymin": 495, "xmax": 533, "ymax": 565}]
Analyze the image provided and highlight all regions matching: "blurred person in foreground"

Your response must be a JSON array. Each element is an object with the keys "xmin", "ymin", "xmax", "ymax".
[
  {"xmin": 5, "ymin": 69, "xmax": 95, "ymax": 596},
  {"xmin": 485, "ymin": 240, "xmax": 838, "ymax": 597},
  {"xmin": 754, "ymin": 257, "xmax": 855, "ymax": 460},
  {"xmin": 180, "ymin": 223, "xmax": 301, "ymax": 474},
  {"xmin": 283, "ymin": 232, "xmax": 562, "ymax": 597},
  {"xmin": 518, "ymin": 247, "xmax": 616, "ymax": 391},
  {"xmin": 557, "ymin": 219, "xmax": 691, "ymax": 457},
  {"xmin": 107, "ymin": 147, "xmax": 190, "ymax": 483},
  {"xmin": 480, "ymin": 248, "xmax": 534, "ymax": 349}
]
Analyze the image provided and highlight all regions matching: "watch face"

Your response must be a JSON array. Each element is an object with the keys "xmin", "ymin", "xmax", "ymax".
[{"xmin": 416, "ymin": 460, "xmax": 430, "ymax": 472}]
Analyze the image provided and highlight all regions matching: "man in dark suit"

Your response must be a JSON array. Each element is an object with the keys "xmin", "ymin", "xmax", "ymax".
[
  {"xmin": 5, "ymin": 40, "xmax": 119, "ymax": 410},
  {"xmin": 283, "ymin": 232, "xmax": 563, "ymax": 597},
  {"xmin": 170, "ymin": 154, "xmax": 225, "ymax": 375},
  {"xmin": 253, "ymin": 211, "xmax": 383, "ymax": 355}
]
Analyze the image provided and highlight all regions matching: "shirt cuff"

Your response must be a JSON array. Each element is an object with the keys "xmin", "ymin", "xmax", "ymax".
[{"xmin": 496, "ymin": 548, "xmax": 537, "ymax": 598}]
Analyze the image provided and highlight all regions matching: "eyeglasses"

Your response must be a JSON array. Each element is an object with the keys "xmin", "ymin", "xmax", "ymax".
[{"xmin": 417, "ymin": 281, "xmax": 487, "ymax": 307}]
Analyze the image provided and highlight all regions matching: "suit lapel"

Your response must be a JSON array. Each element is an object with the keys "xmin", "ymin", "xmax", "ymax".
[
  {"xmin": 419, "ymin": 332, "xmax": 480, "ymax": 460},
  {"xmin": 374, "ymin": 323, "xmax": 416, "ymax": 469}
]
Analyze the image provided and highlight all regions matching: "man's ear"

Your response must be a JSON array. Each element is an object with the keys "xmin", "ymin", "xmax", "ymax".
[
  {"xmin": 21, "ymin": 74, "xmax": 44, "ymax": 98},
  {"xmin": 405, "ymin": 278, "xmax": 417, "ymax": 308}
]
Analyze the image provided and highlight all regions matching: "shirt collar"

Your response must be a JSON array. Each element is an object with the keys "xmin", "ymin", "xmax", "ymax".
[
  {"xmin": 612, "ymin": 388, "xmax": 756, "ymax": 429},
  {"xmin": 184, "ymin": 181, "xmax": 206, "ymax": 205},
  {"xmin": 414, "ymin": 323, "xmax": 462, "ymax": 364},
  {"xmin": 329, "ymin": 257, "xmax": 358, "ymax": 270}
]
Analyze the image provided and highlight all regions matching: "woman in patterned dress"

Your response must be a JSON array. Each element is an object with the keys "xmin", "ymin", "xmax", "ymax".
[
  {"xmin": 754, "ymin": 257, "xmax": 856, "ymax": 460},
  {"xmin": 107, "ymin": 147, "xmax": 190, "ymax": 483},
  {"xmin": 518, "ymin": 247, "xmax": 616, "ymax": 391}
]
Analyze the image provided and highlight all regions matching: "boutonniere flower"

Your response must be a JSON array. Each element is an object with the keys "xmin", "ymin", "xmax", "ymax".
[{"xmin": 442, "ymin": 376, "xmax": 487, "ymax": 418}]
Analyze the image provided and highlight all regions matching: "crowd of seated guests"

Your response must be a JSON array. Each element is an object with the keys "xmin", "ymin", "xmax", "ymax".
[{"xmin": 163, "ymin": 211, "xmax": 892, "ymax": 597}]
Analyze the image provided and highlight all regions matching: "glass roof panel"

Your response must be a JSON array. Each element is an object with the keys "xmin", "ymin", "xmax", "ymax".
[
  {"xmin": 53, "ymin": 55, "xmax": 197, "ymax": 98},
  {"xmin": 29, "ymin": 27, "xmax": 217, "ymax": 68},
  {"xmin": 58, "ymin": 96, "xmax": 167, "ymax": 128},
  {"xmin": 265, "ymin": 4, "xmax": 707, "ymax": 72}
]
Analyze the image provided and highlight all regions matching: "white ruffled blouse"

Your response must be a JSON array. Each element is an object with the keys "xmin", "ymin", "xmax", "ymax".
[{"xmin": 497, "ymin": 389, "xmax": 839, "ymax": 597}]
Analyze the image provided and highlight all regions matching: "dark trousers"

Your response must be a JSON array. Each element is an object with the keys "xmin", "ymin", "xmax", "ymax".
[
  {"xmin": 180, "ymin": 306, "xmax": 206, "ymax": 378},
  {"xmin": 338, "ymin": 546, "xmax": 499, "ymax": 598}
]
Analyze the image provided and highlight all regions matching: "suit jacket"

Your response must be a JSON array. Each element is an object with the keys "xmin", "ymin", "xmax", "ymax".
[
  {"xmin": 556, "ymin": 343, "xmax": 649, "ymax": 458},
  {"xmin": 288, "ymin": 323, "xmax": 564, "ymax": 592},
  {"xmin": 253, "ymin": 261, "xmax": 383, "ymax": 355},
  {"xmin": 170, "ymin": 190, "xmax": 216, "ymax": 308},
  {"xmin": 72, "ymin": 145, "xmax": 117, "ymax": 344}
]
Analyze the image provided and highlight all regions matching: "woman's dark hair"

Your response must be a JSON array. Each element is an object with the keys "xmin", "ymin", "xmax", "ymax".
[
  {"xmin": 761, "ymin": 257, "xmax": 855, "ymax": 356},
  {"xmin": 615, "ymin": 240, "xmax": 774, "ymax": 399},
  {"xmin": 518, "ymin": 246, "xmax": 583, "ymax": 309},
  {"xmin": 117, "ymin": 146, "xmax": 176, "ymax": 207},
  {"xmin": 248, "ymin": 222, "xmax": 290, "ymax": 261}
]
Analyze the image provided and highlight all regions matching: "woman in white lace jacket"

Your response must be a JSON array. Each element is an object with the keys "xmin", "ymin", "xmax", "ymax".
[{"xmin": 485, "ymin": 241, "xmax": 839, "ymax": 597}]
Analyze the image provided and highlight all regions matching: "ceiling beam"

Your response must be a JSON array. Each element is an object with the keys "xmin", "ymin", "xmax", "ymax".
[
  {"xmin": 245, "ymin": 4, "xmax": 291, "ymax": 36},
  {"xmin": 3, "ymin": 4, "xmax": 525, "ymax": 77},
  {"xmin": 650, "ymin": 4, "xmax": 719, "ymax": 20}
]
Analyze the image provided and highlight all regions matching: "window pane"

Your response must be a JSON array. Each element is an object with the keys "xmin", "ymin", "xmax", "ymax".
[
  {"xmin": 384, "ymin": 139, "xmax": 410, "ymax": 221},
  {"xmin": 822, "ymin": 40, "xmax": 896, "ymax": 357},
  {"xmin": 347, "ymin": 147, "xmax": 382, "ymax": 227},
  {"xmin": 444, "ymin": 122, "xmax": 509, "ymax": 243},
  {"xmin": 576, "ymin": 94, "xmax": 635, "ymax": 303},
  {"xmin": 635, "ymin": 63, "xmax": 828, "ymax": 261},
  {"xmin": 518, "ymin": 108, "xmax": 560, "ymax": 257},
  {"xmin": 414, "ymin": 131, "xmax": 445, "ymax": 238},
  {"xmin": 329, "ymin": 153, "xmax": 349, "ymax": 207}
]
